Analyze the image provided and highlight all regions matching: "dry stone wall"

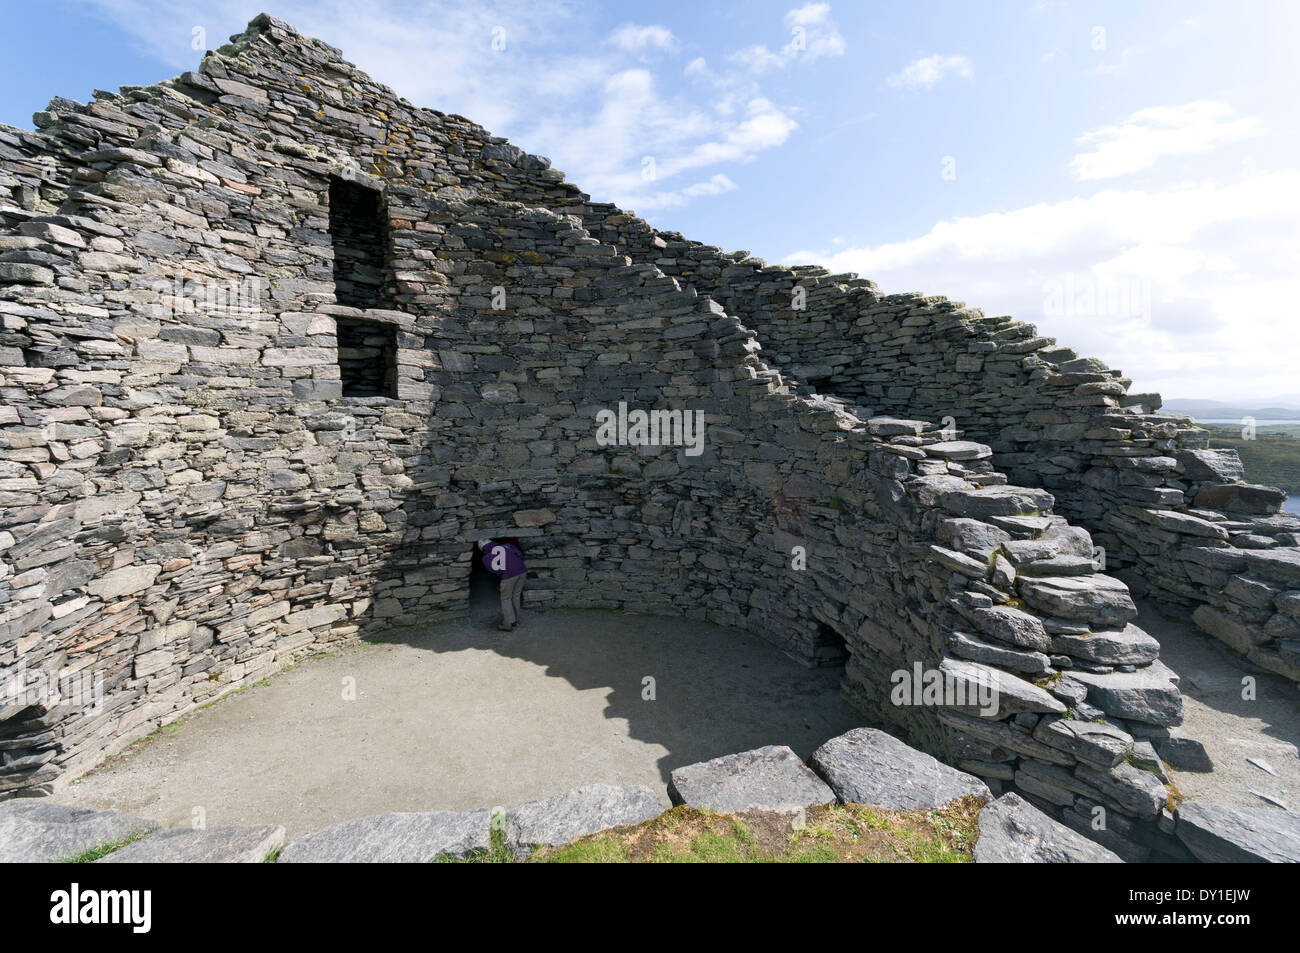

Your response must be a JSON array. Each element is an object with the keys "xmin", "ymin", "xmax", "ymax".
[
  {"xmin": 560, "ymin": 205, "xmax": 1300, "ymax": 686},
  {"xmin": 0, "ymin": 14, "xmax": 1207, "ymax": 860}
]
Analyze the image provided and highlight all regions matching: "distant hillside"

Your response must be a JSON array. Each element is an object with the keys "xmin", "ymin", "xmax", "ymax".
[
  {"xmin": 1204, "ymin": 425, "xmax": 1300, "ymax": 495},
  {"xmin": 1164, "ymin": 399, "xmax": 1300, "ymax": 420}
]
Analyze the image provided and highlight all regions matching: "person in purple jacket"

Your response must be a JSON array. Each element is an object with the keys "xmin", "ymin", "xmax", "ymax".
[{"xmin": 479, "ymin": 539, "xmax": 526, "ymax": 631}]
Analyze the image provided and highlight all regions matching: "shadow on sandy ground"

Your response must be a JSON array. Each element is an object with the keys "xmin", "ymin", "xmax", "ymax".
[
  {"xmin": 58, "ymin": 577, "xmax": 862, "ymax": 837},
  {"xmin": 1139, "ymin": 598, "xmax": 1299, "ymax": 810}
]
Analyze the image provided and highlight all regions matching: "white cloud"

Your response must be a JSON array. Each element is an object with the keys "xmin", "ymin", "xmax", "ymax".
[
  {"xmin": 608, "ymin": 24, "xmax": 679, "ymax": 55},
  {"xmin": 886, "ymin": 54, "xmax": 973, "ymax": 90},
  {"xmin": 727, "ymin": 3, "xmax": 846, "ymax": 74},
  {"xmin": 785, "ymin": 171, "xmax": 1300, "ymax": 400},
  {"xmin": 1070, "ymin": 100, "xmax": 1262, "ymax": 180},
  {"xmin": 78, "ymin": 0, "xmax": 843, "ymax": 216}
]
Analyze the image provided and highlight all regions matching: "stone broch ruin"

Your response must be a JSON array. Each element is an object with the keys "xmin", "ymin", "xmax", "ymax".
[{"xmin": 2, "ymin": 14, "xmax": 1299, "ymax": 861}]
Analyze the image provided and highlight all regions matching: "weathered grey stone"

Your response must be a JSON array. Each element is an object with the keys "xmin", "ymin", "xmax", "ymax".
[
  {"xmin": 1195, "ymin": 483, "xmax": 1288, "ymax": 514},
  {"xmin": 940, "ymin": 657, "xmax": 1067, "ymax": 716},
  {"xmin": 98, "ymin": 825, "xmax": 285, "ymax": 863},
  {"xmin": 1074, "ymin": 761, "xmax": 1168, "ymax": 817},
  {"xmin": 504, "ymin": 784, "xmax": 662, "ymax": 858},
  {"xmin": 925, "ymin": 440, "xmax": 992, "ymax": 461},
  {"xmin": 948, "ymin": 631, "xmax": 1051, "ymax": 674},
  {"xmin": 1242, "ymin": 548, "xmax": 1300, "ymax": 586},
  {"xmin": 1153, "ymin": 726, "xmax": 1213, "ymax": 772},
  {"xmin": 0, "ymin": 801, "xmax": 159, "ymax": 863},
  {"xmin": 1032, "ymin": 717, "xmax": 1133, "ymax": 767},
  {"xmin": 1050, "ymin": 623, "xmax": 1160, "ymax": 665},
  {"xmin": 938, "ymin": 518, "xmax": 1011, "ymax": 558},
  {"xmin": 809, "ymin": 727, "xmax": 991, "ymax": 810},
  {"xmin": 277, "ymin": 810, "xmax": 491, "ymax": 862},
  {"xmin": 965, "ymin": 605, "xmax": 1052, "ymax": 651},
  {"xmin": 1176, "ymin": 802, "xmax": 1300, "ymax": 863},
  {"xmin": 1069, "ymin": 661, "xmax": 1184, "ymax": 726},
  {"xmin": 1176, "ymin": 448, "xmax": 1245, "ymax": 483},
  {"xmin": 973, "ymin": 793, "xmax": 1123, "ymax": 863},
  {"xmin": 85, "ymin": 564, "xmax": 161, "ymax": 600},
  {"xmin": 668, "ymin": 745, "xmax": 835, "ymax": 813},
  {"xmin": 1018, "ymin": 574, "xmax": 1137, "ymax": 626},
  {"xmin": 939, "ymin": 709, "xmax": 1077, "ymax": 766}
]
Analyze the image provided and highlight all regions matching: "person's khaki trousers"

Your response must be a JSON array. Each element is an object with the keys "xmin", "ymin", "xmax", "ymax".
[{"xmin": 500, "ymin": 573, "xmax": 525, "ymax": 627}]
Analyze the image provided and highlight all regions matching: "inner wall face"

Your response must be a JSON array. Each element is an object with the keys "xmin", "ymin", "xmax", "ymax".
[{"xmin": 3, "ymin": 17, "xmax": 1292, "ymax": 868}]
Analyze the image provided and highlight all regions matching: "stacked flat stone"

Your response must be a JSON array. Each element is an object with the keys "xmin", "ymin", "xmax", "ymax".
[
  {"xmin": 571, "ymin": 212, "xmax": 1300, "ymax": 685},
  {"xmin": 0, "ymin": 13, "xmax": 1234, "ymax": 862},
  {"xmin": 6, "ymin": 731, "xmax": 1300, "ymax": 863}
]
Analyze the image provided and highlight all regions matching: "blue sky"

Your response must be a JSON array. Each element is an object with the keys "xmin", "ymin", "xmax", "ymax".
[{"xmin": 2, "ymin": 1, "xmax": 1298, "ymax": 402}]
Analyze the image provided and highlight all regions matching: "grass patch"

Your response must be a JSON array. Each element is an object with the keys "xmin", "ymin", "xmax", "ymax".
[
  {"xmin": 529, "ymin": 798, "xmax": 982, "ymax": 864},
  {"xmin": 60, "ymin": 828, "xmax": 152, "ymax": 863},
  {"xmin": 434, "ymin": 818, "xmax": 515, "ymax": 863},
  {"xmin": 1205, "ymin": 425, "xmax": 1300, "ymax": 495}
]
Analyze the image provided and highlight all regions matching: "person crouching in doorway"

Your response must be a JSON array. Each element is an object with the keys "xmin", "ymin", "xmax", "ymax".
[{"xmin": 479, "ymin": 538, "xmax": 525, "ymax": 631}]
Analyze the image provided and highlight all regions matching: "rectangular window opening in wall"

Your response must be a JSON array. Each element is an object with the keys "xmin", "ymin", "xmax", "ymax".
[
  {"xmin": 336, "ymin": 317, "xmax": 398, "ymax": 399},
  {"xmin": 328, "ymin": 176, "xmax": 395, "ymax": 310}
]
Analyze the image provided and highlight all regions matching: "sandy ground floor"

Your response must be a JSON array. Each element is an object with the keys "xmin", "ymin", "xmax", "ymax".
[
  {"xmin": 57, "ymin": 584, "xmax": 1298, "ymax": 839},
  {"xmin": 60, "ymin": 580, "xmax": 862, "ymax": 837},
  {"xmin": 1138, "ymin": 599, "xmax": 1299, "ymax": 810}
]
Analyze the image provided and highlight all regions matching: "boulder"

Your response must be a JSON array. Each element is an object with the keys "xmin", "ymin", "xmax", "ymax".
[
  {"xmin": 504, "ymin": 784, "xmax": 663, "ymax": 858},
  {"xmin": 668, "ymin": 745, "xmax": 834, "ymax": 813},
  {"xmin": 0, "ymin": 801, "xmax": 158, "ymax": 863},
  {"xmin": 1176, "ymin": 802, "xmax": 1300, "ymax": 863},
  {"xmin": 277, "ymin": 810, "xmax": 491, "ymax": 863},
  {"xmin": 98, "ymin": 825, "xmax": 285, "ymax": 863},
  {"xmin": 973, "ymin": 793, "xmax": 1123, "ymax": 862},
  {"xmin": 809, "ymin": 727, "xmax": 991, "ymax": 810}
]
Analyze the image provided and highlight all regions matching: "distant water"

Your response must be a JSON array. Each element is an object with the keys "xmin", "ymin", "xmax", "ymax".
[
  {"xmin": 1285, "ymin": 496, "xmax": 1300, "ymax": 516},
  {"xmin": 1196, "ymin": 418, "xmax": 1300, "ymax": 426}
]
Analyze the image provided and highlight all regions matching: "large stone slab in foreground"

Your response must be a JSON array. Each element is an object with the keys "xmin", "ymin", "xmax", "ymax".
[
  {"xmin": 98, "ymin": 825, "xmax": 285, "ymax": 863},
  {"xmin": 668, "ymin": 745, "xmax": 835, "ymax": 813},
  {"xmin": 1176, "ymin": 802, "xmax": 1300, "ymax": 863},
  {"xmin": 810, "ymin": 727, "xmax": 991, "ymax": 810},
  {"xmin": 974, "ymin": 793, "xmax": 1123, "ymax": 863},
  {"xmin": 0, "ymin": 801, "xmax": 159, "ymax": 863},
  {"xmin": 505, "ymin": 784, "xmax": 663, "ymax": 858},
  {"xmin": 277, "ymin": 809, "xmax": 491, "ymax": 863}
]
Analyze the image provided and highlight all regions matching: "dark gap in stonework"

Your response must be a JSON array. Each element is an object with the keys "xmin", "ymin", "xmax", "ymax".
[
  {"xmin": 813, "ymin": 621, "xmax": 850, "ymax": 666},
  {"xmin": 328, "ymin": 176, "xmax": 395, "ymax": 309},
  {"xmin": 468, "ymin": 541, "xmax": 496, "ymax": 613},
  {"xmin": 467, "ymin": 539, "xmax": 528, "ymax": 615},
  {"xmin": 336, "ymin": 317, "xmax": 397, "ymax": 398}
]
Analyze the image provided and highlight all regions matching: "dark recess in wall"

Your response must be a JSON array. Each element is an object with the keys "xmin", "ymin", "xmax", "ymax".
[
  {"xmin": 328, "ymin": 176, "xmax": 395, "ymax": 310},
  {"xmin": 336, "ymin": 316, "xmax": 397, "ymax": 398}
]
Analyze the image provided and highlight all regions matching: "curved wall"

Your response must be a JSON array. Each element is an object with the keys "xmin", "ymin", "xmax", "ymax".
[{"xmin": 0, "ymin": 14, "xmax": 1202, "ymax": 859}]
